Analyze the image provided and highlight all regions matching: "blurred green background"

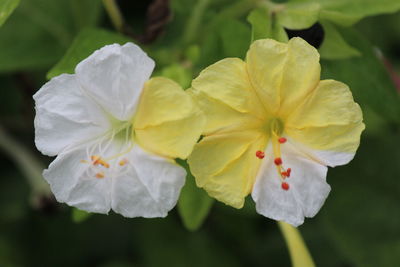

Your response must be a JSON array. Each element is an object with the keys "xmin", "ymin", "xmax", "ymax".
[{"xmin": 0, "ymin": 0, "xmax": 399, "ymax": 266}]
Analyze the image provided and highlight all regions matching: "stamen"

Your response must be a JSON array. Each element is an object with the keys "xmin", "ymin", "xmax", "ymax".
[
  {"xmin": 281, "ymin": 182, "xmax": 289, "ymax": 191},
  {"xmin": 286, "ymin": 168, "xmax": 291, "ymax": 177},
  {"xmin": 119, "ymin": 159, "xmax": 128, "ymax": 166},
  {"xmin": 256, "ymin": 150, "xmax": 265, "ymax": 159},
  {"xmin": 91, "ymin": 155, "xmax": 110, "ymax": 168},
  {"xmin": 278, "ymin": 137, "xmax": 287, "ymax": 144},
  {"xmin": 95, "ymin": 172, "xmax": 105, "ymax": 179},
  {"xmin": 274, "ymin": 157, "xmax": 282, "ymax": 165}
]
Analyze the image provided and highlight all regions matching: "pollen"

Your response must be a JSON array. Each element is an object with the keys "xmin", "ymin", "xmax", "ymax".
[
  {"xmin": 91, "ymin": 155, "xmax": 110, "ymax": 168},
  {"xmin": 119, "ymin": 159, "xmax": 128, "ymax": 166},
  {"xmin": 278, "ymin": 137, "xmax": 287, "ymax": 144},
  {"xmin": 281, "ymin": 182, "xmax": 289, "ymax": 191},
  {"xmin": 95, "ymin": 172, "xmax": 105, "ymax": 179},
  {"xmin": 274, "ymin": 157, "xmax": 282, "ymax": 165},
  {"xmin": 256, "ymin": 150, "xmax": 265, "ymax": 159}
]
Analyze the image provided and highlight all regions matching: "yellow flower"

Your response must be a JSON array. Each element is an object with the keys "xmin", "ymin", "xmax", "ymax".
[{"xmin": 187, "ymin": 37, "xmax": 365, "ymax": 226}]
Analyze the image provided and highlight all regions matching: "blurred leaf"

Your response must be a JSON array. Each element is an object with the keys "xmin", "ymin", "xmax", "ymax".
[
  {"xmin": 321, "ymin": 28, "xmax": 400, "ymax": 124},
  {"xmin": 218, "ymin": 19, "xmax": 251, "ymax": 58},
  {"xmin": 71, "ymin": 208, "xmax": 91, "ymax": 223},
  {"xmin": 160, "ymin": 64, "xmax": 192, "ymax": 89},
  {"xmin": 247, "ymin": 7, "xmax": 288, "ymax": 43},
  {"xmin": 319, "ymin": 0, "xmax": 400, "ymax": 26},
  {"xmin": 0, "ymin": 0, "xmax": 20, "ymax": 27},
  {"xmin": 277, "ymin": 2, "xmax": 320, "ymax": 30},
  {"xmin": 319, "ymin": 20, "xmax": 361, "ymax": 59},
  {"xmin": 47, "ymin": 28, "xmax": 132, "ymax": 79},
  {"xmin": 0, "ymin": 0, "xmax": 103, "ymax": 72},
  {"xmin": 177, "ymin": 160, "xmax": 214, "ymax": 231},
  {"xmin": 320, "ymin": 132, "xmax": 400, "ymax": 267}
]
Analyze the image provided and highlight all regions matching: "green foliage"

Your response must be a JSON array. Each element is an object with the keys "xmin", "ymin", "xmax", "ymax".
[
  {"xmin": 160, "ymin": 64, "xmax": 193, "ymax": 89},
  {"xmin": 0, "ymin": 0, "xmax": 20, "ymax": 27},
  {"xmin": 247, "ymin": 7, "xmax": 288, "ymax": 42},
  {"xmin": 277, "ymin": 1, "xmax": 320, "ymax": 30},
  {"xmin": 321, "ymin": 28, "xmax": 400, "ymax": 124},
  {"xmin": 0, "ymin": 0, "xmax": 102, "ymax": 72},
  {"xmin": 72, "ymin": 208, "xmax": 92, "ymax": 223},
  {"xmin": 177, "ymin": 160, "xmax": 214, "ymax": 231},
  {"xmin": 319, "ymin": 21, "xmax": 361, "ymax": 59},
  {"xmin": 47, "ymin": 28, "xmax": 132, "ymax": 79}
]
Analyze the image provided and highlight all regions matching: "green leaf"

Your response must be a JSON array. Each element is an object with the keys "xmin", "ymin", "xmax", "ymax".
[
  {"xmin": 319, "ymin": 0, "xmax": 400, "ymax": 26},
  {"xmin": 218, "ymin": 19, "xmax": 251, "ymax": 58},
  {"xmin": 321, "ymin": 28, "xmax": 400, "ymax": 124},
  {"xmin": 0, "ymin": 0, "xmax": 103, "ymax": 72},
  {"xmin": 319, "ymin": 20, "xmax": 361, "ymax": 59},
  {"xmin": 277, "ymin": 2, "xmax": 320, "ymax": 30},
  {"xmin": 160, "ymin": 64, "xmax": 192, "ymax": 89},
  {"xmin": 247, "ymin": 7, "xmax": 288, "ymax": 43},
  {"xmin": 320, "ymin": 133, "xmax": 400, "ymax": 267},
  {"xmin": 47, "ymin": 28, "xmax": 133, "ymax": 79},
  {"xmin": 71, "ymin": 208, "xmax": 91, "ymax": 223},
  {"xmin": 0, "ymin": 0, "xmax": 20, "ymax": 27},
  {"xmin": 177, "ymin": 160, "xmax": 214, "ymax": 231}
]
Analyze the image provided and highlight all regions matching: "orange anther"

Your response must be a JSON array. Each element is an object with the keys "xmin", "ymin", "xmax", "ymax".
[
  {"xmin": 286, "ymin": 168, "xmax": 291, "ymax": 177},
  {"xmin": 256, "ymin": 150, "xmax": 265, "ymax": 159},
  {"xmin": 274, "ymin": 157, "xmax": 282, "ymax": 165},
  {"xmin": 278, "ymin": 137, "xmax": 287, "ymax": 144},
  {"xmin": 281, "ymin": 171, "xmax": 288, "ymax": 178},
  {"xmin": 95, "ymin": 172, "xmax": 105, "ymax": 179},
  {"xmin": 281, "ymin": 182, "xmax": 289, "ymax": 191}
]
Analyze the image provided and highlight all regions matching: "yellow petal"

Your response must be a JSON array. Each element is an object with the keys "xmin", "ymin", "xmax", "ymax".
[
  {"xmin": 188, "ymin": 89, "xmax": 263, "ymax": 135},
  {"xmin": 188, "ymin": 131, "xmax": 267, "ymax": 208},
  {"xmin": 191, "ymin": 57, "xmax": 264, "ymax": 118},
  {"xmin": 134, "ymin": 77, "xmax": 205, "ymax": 159},
  {"xmin": 246, "ymin": 37, "xmax": 320, "ymax": 117},
  {"xmin": 286, "ymin": 80, "xmax": 363, "ymax": 128},
  {"xmin": 286, "ymin": 80, "xmax": 364, "ymax": 155}
]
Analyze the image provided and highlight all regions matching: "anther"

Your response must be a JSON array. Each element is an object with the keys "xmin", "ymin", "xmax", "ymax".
[
  {"xmin": 119, "ymin": 159, "xmax": 128, "ymax": 166},
  {"xmin": 278, "ymin": 137, "xmax": 287, "ymax": 144},
  {"xmin": 281, "ymin": 182, "xmax": 289, "ymax": 191},
  {"xmin": 256, "ymin": 150, "xmax": 265, "ymax": 159},
  {"xmin": 286, "ymin": 168, "xmax": 291, "ymax": 177},
  {"xmin": 274, "ymin": 157, "xmax": 282, "ymax": 165},
  {"xmin": 91, "ymin": 155, "xmax": 109, "ymax": 168},
  {"xmin": 95, "ymin": 172, "xmax": 105, "ymax": 179}
]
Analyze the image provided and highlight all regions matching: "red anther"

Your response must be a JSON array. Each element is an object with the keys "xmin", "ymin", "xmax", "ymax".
[
  {"xmin": 274, "ymin": 157, "xmax": 282, "ymax": 165},
  {"xmin": 281, "ymin": 171, "xmax": 288, "ymax": 178},
  {"xmin": 278, "ymin": 137, "xmax": 287, "ymax": 144},
  {"xmin": 286, "ymin": 168, "xmax": 291, "ymax": 177},
  {"xmin": 256, "ymin": 150, "xmax": 265, "ymax": 159},
  {"xmin": 281, "ymin": 182, "xmax": 290, "ymax": 191}
]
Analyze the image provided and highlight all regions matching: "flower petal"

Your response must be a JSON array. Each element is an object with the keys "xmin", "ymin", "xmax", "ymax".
[
  {"xmin": 188, "ymin": 88, "xmax": 263, "ymax": 135},
  {"xmin": 134, "ymin": 77, "xmax": 205, "ymax": 159},
  {"xmin": 111, "ymin": 145, "xmax": 186, "ymax": 218},
  {"xmin": 191, "ymin": 57, "xmax": 265, "ymax": 118},
  {"xmin": 252, "ymin": 142, "xmax": 330, "ymax": 226},
  {"xmin": 75, "ymin": 43, "xmax": 155, "ymax": 121},
  {"xmin": 246, "ymin": 38, "xmax": 320, "ymax": 116},
  {"xmin": 286, "ymin": 80, "xmax": 365, "ymax": 166},
  {"xmin": 188, "ymin": 131, "xmax": 267, "ymax": 208},
  {"xmin": 43, "ymin": 144, "xmax": 112, "ymax": 214},
  {"xmin": 33, "ymin": 74, "xmax": 109, "ymax": 156}
]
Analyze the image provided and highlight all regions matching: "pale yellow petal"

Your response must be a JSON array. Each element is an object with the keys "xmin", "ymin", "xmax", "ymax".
[
  {"xmin": 286, "ymin": 80, "xmax": 363, "ymax": 128},
  {"xmin": 191, "ymin": 58, "xmax": 264, "ymax": 119},
  {"xmin": 134, "ymin": 77, "xmax": 205, "ymax": 159},
  {"xmin": 246, "ymin": 37, "xmax": 320, "ymax": 116},
  {"xmin": 188, "ymin": 131, "xmax": 267, "ymax": 208},
  {"xmin": 188, "ymin": 89, "xmax": 263, "ymax": 135}
]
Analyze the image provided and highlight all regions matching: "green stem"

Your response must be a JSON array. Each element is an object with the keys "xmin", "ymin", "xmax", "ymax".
[
  {"xmin": 278, "ymin": 221, "xmax": 316, "ymax": 267},
  {"xmin": 0, "ymin": 125, "xmax": 51, "ymax": 207},
  {"xmin": 102, "ymin": 0, "xmax": 125, "ymax": 32}
]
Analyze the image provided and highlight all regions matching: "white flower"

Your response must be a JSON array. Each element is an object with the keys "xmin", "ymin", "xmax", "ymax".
[{"xmin": 34, "ymin": 43, "xmax": 205, "ymax": 217}]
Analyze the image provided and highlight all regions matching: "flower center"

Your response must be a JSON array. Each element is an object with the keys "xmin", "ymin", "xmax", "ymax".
[
  {"xmin": 256, "ymin": 118, "xmax": 292, "ymax": 191},
  {"xmin": 80, "ymin": 121, "xmax": 135, "ymax": 179}
]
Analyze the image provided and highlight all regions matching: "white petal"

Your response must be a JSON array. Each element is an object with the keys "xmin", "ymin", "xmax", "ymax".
[
  {"xmin": 111, "ymin": 145, "xmax": 186, "ymax": 218},
  {"xmin": 33, "ymin": 74, "xmax": 110, "ymax": 156},
  {"xmin": 43, "ymin": 143, "xmax": 112, "ymax": 214},
  {"xmin": 75, "ymin": 43, "xmax": 155, "ymax": 121},
  {"xmin": 252, "ymin": 142, "xmax": 331, "ymax": 226}
]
